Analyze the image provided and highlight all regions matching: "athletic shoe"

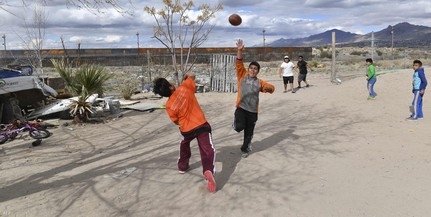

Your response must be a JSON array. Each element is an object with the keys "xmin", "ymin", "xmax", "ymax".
[
  {"xmin": 367, "ymin": 96, "xmax": 375, "ymax": 100},
  {"xmin": 204, "ymin": 170, "xmax": 216, "ymax": 193},
  {"xmin": 292, "ymin": 90, "xmax": 296, "ymax": 93},
  {"xmin": 241, "ymin": 152, "xmax": 249, "ymax": 158},
  {"xmin": 306, "ymin": 84, "xmax": 310, "ymax": 87},
  {"xmin": 178, "ymin": 166, "xmax": 190, "ymax": 174},
  {"xmin": 406, "ymin": 117, "xmax": 418, "ymax": 121},
  {"xmin": 283, "ymin": 90, "xmax": 287, "ymax": 93}
]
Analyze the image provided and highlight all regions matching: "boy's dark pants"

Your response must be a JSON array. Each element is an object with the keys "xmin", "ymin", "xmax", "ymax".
[
  {"xmin": 179, "ymin": 122, "xmax": 215, "ymax": 174},
  {"xmin": 233, "ymin": 107, "xmax": 258, "ymax": 153}
]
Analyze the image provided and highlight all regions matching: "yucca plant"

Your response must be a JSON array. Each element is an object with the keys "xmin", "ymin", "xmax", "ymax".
[
  {"xmin": 68, "ymin": 87, "xmax": 94, "ymax": 122},
  {"xmin": 51, "ymin": 58, "xmax": 77, "ymax": 94},
  {"xmin": 51, "ymin": 59, "xmax": 113, "ymax": 122},
  {"xmin": 74, "ymin": 64, "xmax": 113, "ymax": 96}
]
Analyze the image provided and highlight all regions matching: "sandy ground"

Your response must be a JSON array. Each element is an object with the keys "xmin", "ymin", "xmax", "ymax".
[{"xmin": 1, "ymin": 68, "xmax": 431, "ymax": 217}]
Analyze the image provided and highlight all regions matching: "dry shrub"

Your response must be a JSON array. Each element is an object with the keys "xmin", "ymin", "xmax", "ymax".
[{"xmin": 120, "ymin": 79, "xmax": 140, "ymax": 100}]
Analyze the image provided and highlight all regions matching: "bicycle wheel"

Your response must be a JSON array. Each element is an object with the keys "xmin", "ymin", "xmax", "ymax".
[
  {"xmin": 29, "ymin": 129, "xmax": 51, "ymax": 139},
  {"xmin": 0, "ymin": 134, "xmax": 8, "ymax": 144},
  {"xmin": 9, "ymin": 132, "xmax": 18, "ymax": 140}
]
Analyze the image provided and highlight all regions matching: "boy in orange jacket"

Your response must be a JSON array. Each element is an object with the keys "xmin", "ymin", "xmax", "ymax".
[
  {"xmin": 153, "ymin": 72, "xmax": 216, "ymax": 193},
  {"xmin": 233, "ymin": 39, "xmax": 275, "ymax": 158}
]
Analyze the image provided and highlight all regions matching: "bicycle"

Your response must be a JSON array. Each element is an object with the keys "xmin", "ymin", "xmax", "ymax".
[{"xmin": 0, "ymin": 121, "xmax": 51, "ymax": 144}]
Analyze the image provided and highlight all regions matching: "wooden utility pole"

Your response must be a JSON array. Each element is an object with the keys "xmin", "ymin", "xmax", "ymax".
[
  {"xmin": 371, "ymin": 31, "xmax": 374, "ymax": 60},
  {"xmin": 391, "ymin": 26, "xmax": 394, "ymax": 60},
  {"xmin": 331, "ymin": 31, "xmax": 337, "ymax": 83}
]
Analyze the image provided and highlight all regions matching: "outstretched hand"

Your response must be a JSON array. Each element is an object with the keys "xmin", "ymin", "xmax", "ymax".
[
  {"xmin": 263, "ymin": 86, "xmax": 272, "ymax": 92},
  {"xmin": 236, "ymin": 39, "xmax": 245, "ymax": 51}
]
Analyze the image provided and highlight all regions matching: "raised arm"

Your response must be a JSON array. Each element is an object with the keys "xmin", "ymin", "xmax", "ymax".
[
  {"xmin": 236, "ymin": 39, "xmax": 245, "ymax": 59},
  {"xmin": 235, "ymin": 39, "xmax": 247, "ymax": 79},
  {"xmin": 181, "ymin": 71, "xmax": 197, "ymax": 92}
]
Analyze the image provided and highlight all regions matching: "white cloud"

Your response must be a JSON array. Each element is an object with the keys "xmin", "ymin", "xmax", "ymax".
[{"xmin": 0, "ymin": 0, "xmax": 430, "ymax": 49}]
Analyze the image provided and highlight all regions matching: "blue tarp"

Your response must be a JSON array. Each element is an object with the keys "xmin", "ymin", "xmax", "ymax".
[{"xmin": 0, "ymin": 65, "xmax": 33, "ymax": 78}]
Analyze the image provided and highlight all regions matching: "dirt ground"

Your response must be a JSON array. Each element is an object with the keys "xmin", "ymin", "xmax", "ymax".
[{"xmin": 1, "ymin": 65, "xmax": 431, "ymax": 217}]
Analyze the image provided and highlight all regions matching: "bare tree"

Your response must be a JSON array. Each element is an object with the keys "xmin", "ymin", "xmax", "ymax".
[
  {"xmin": 145, "ymin": 0, "xmax": 223, "ymax": 85},
  {"xmin": 19, "ymin": 0, "xmax": 46, "ymax": 74}
]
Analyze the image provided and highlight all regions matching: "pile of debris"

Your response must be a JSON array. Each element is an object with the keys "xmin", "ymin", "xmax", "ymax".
[{"xmin": 0, "ymin": 65, "xmax": 166, "ymax": 125}]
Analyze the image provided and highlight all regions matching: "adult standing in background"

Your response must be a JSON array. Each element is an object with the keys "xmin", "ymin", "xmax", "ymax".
[
  {"xmin": 297, "ymin": 55, "xmax": 313, "ymax": 89},
  {"xmin": 279, "ymin": 56, "xmax": 296, "ymax": 93}
]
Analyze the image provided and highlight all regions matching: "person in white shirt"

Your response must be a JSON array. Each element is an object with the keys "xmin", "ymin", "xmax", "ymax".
[{"xmin": 279, "ymin": 56, "xmax": 296, "ymax": 93}]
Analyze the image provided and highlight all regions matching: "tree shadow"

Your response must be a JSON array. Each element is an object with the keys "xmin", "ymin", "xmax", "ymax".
[{"xmin": 0, "ymin": 90, "xmax": 371, "ymax": 216}]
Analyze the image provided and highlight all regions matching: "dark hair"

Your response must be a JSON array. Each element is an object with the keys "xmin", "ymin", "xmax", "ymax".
[
  {"xmin": 366, "ymin": 58, "xmax": 373, "ymax": 63},
  {"xmin": 298, "ymin": 55, "xmax": 303, "ymax": 59},
  {"xmin": 413, "ymin": 59, "xmax": 422, "ymax": 67},
  {"xmin": 249, "ymin": 61, "xmax": 260, "ymax": 71},
  {"xmin": 153, "ymin": 78, "xmax": 173, "ymax": 97}
]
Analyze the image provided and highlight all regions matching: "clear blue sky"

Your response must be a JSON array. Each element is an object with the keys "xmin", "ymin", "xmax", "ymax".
[{"xmin": 0, "ymin": 0, "xmax": 429, "ymax": 49}]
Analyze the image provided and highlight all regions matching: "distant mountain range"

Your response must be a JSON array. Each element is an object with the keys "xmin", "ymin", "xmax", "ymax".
[{"xmin": 267, "ymin": 22, "xmax": 431, "ymax": 47}]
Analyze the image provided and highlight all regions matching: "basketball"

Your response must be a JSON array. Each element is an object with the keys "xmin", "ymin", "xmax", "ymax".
[{"xmin": 228, "ymin": 14, "xmax": 242, "ymax": 26}]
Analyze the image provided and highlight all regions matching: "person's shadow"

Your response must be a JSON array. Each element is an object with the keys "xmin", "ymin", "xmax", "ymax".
[{"xmin": 215, "ymin": 128, "xmax": 300, "ymax": 190}]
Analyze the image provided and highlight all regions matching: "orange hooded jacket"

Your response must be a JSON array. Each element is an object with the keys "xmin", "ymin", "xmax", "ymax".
[{"xmin": 166, "ymin": 77, "xmax": 207, "ymax": 133}]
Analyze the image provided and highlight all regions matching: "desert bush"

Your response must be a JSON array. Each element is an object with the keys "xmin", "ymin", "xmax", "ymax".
[
  {"xmin": 320, "ymin": 51, "xmax": 332, "ymax": 59},
  {"xmin": 350, "ymin": 51, "xmax": 369, "ymax": 56},
  {"xmin": 120, "ymin": 79, "xmax": 140, "ymax": 100},
  {"xmin": 376, "ymin": 50, "xmax": 383, "ymax": 56},
  {"xmin": 350, "ymin": 51, "xmax": 362, "ymax": 56},
  {"xmin": 310, "ymin": 61, "xmax": 319, "ymax": 67}
]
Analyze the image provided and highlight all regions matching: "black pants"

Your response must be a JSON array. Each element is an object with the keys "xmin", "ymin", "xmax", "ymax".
[{"xmin": 233, "ymin": 107, "xmax": 258, "ymax": 153}]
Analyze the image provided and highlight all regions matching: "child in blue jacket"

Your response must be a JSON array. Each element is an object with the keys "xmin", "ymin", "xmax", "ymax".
[{"xmin": 408, "ymin": 60, "xmax": 428, "ymax": 120}]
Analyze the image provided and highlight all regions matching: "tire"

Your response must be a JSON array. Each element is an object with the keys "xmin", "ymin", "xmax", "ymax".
[
  {"xmin": 0, "ymin": 134, "xmax": 8, "ymax": 144},
  {"xmin": 29, "ymin": 129, "xmax": 51, "ymax": 139}
]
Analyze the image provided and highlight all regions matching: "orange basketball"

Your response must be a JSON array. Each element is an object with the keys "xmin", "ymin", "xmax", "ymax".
[{"xmin": 228, "ymin": 14, "xmax": 242, "ymax": 26}]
